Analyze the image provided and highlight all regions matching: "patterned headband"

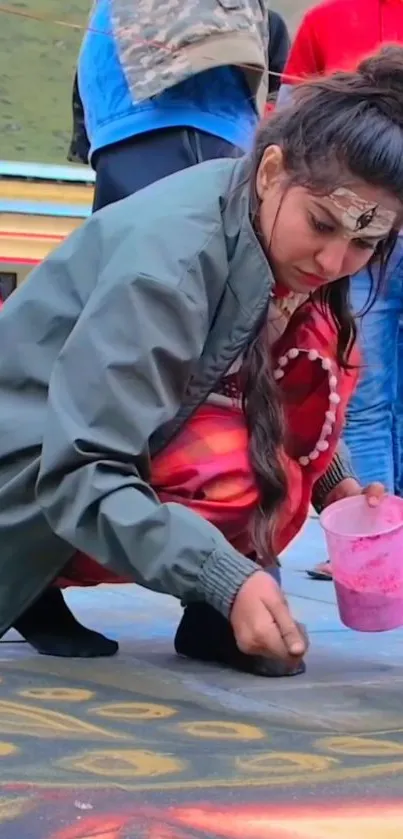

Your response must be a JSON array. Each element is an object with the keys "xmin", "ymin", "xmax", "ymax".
[{"xmin": 329, "ymin": 188, "xmax": 396, "ymax": 238}]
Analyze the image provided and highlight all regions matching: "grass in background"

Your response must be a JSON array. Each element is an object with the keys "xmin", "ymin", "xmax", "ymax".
[
  {"xmin": 0, "ymin": 0, "xmax": 307, "ymax": 165},
  {"xmin": 0, "ymin": 0, "xmax": 87, "ymax": 163}
]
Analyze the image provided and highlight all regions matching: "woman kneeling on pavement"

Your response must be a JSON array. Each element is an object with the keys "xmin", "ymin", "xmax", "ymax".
[{"xmin": 0, "ymin": 47, "xmax": 401, "ymax": 676}]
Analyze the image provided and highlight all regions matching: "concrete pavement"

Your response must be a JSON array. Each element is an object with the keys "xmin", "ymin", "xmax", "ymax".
[{"xmin": 1, "ymin": 517, "xmax": 403, "ymax": 838}]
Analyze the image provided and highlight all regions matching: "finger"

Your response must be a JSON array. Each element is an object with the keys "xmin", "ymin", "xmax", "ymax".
[
  {"xmin": 262, "ymin": 590, "xmax": 307, "ymax": 656},
  {"xmin": 296, "ymin": 622, "xmax": 310, "ymax": 652},
  {"xmin": 250, "ymin": 618, "xmax": 291, "ymax": 660},
  {"xmin": 364, "ymin": 482, "xmax": 385, "ymax": 506},
  {"xmin": 335, "ymin": 478, "xmax": 362, "ymax": 498},
  {"xmin": 235, "ymin": 602, "xmax": 289, "ymax": 659}
]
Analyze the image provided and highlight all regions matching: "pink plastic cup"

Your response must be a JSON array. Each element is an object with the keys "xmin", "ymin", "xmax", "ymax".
[{"xmin": 320, "ymin": 494, "xmax": 403, "ymax": 632}]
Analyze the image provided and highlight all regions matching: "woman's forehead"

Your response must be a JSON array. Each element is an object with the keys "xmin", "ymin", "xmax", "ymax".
[{"xmin": 326, "ymin": 187, "xmax": 397, "ymax": 237}]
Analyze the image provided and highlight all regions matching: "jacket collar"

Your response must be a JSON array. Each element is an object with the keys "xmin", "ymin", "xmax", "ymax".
[{"xmin": 222, "ymin": 155, "xmax": 275, "ymax": 310}]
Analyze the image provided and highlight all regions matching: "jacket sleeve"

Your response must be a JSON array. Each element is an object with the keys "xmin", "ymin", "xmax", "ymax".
[
  {"xmin": 311, "ymin": 440, "xmax": 358, "ymax": 512},
  {"xmin": 36, "ymin": 258, "xmax": 259, "ymax": 617},
  {"xmin": 277, "ymin": 11, "xmax": 324, "ymax": 106}
]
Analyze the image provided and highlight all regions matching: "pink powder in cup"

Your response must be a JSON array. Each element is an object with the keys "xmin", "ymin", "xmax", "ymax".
[{"xmin": 320, "ymin": 494, "xmax": 403, "ymax": 632}]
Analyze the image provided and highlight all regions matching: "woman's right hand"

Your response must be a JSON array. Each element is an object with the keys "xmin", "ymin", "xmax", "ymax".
[{"xmin": 230, "ymin": 571, "xmax": 308, "ymax": 664}]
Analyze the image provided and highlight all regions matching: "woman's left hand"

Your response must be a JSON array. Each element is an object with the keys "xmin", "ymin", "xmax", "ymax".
[{"xmin": 325, "ymin": 478, "xmax": 385, "ymax": 508}]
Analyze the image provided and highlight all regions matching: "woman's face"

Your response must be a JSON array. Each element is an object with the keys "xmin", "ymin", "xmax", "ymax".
[{"xmin": 256, "ymin": 146, "xmax": 401, "ymax": 293}]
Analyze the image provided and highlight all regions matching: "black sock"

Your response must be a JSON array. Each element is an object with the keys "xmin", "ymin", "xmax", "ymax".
[
  {"xmin": 14, "ymin": 588, "xmax": 119, "ymax": 658},
  {"xmin": 174, "ymin": 602, "xmax": 305, "ymax": 677}
]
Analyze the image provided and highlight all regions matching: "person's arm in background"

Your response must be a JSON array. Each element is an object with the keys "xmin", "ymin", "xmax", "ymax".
[
  {"xmin": 67, "ymin": 72, "xmax": 90, "ymax": 165},
  {"xmin": 276, "ymin": 8, "xmax": 325, "ymax": 106},
  {"xmin": 267, "ymin": 10, "xmax": 290, "ymax": 95}
]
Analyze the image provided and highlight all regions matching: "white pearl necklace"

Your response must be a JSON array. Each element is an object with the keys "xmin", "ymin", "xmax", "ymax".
[{"xmin": 273, "ymin": 347, "xmax": 341, "ymax": 467}]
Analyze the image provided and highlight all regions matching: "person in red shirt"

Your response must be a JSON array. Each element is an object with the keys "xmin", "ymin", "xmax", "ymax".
[
  {"xmin": 279, "ymin": 0, "xmax": 403, "ymax": 102},
  {"xmin": 279, "ymin": 0, "xmax": 403, "ymax": 580}
]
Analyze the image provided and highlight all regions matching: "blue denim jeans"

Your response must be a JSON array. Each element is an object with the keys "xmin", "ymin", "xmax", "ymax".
[
  {"xmin": 343, "ymin": 239, "xmax": 403, "ymax": 492},
  {"xmin": 395, "ymin": 319, "xmax": 403, "ymax": 495}
]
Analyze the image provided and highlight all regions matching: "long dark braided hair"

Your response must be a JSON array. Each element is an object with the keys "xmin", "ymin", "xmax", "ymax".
[{"xmin": 242, "ymin": 46, "xmax": 403, "ymax": 563}]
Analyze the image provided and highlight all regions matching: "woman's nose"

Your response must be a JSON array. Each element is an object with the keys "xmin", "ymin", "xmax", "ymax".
[{"xmin": 314, "ymin": 240, "xmax": 351, "ymax": 282}]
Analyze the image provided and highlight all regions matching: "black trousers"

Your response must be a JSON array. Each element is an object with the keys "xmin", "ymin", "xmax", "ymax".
[{"xmin": 92, "ymin": 126, "xmax": 243, "ymax": 211}]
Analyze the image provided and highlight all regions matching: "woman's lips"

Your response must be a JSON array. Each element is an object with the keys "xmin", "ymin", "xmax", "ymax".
[{"xmin": 296, "ymin": 270, "xmax": 327, "ymax": 289}]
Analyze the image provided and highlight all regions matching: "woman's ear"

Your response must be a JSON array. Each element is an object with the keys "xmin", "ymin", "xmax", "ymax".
[{"xmin": 256, "ymin": 145, "xmax": 285, "ymax": 199}]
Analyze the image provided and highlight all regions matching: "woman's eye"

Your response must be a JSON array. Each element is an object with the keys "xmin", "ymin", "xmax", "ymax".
[{"xmin": 309, "ymin": 214, "xmax": 334, "ymax": 234}]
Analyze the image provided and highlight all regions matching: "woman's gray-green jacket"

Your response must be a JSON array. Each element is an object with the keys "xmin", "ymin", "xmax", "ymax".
[{"xmin": 0, "ymin": 156, "xmax": 355, "ymax": 635}]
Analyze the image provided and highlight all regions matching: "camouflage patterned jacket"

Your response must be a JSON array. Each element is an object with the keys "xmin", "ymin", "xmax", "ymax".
[
  {"xmin": 110, "ymin": 0, "xmax": 269, "ymax": 108},
  {"xmin": 68, "ymin": 0, "xmax": 269, "ymax": 164}
]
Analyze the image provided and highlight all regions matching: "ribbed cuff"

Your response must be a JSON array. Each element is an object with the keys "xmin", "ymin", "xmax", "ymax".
[
  {"xmin": 195, "ymin": 550, "xmax": 260, "ymax": 618},
  {"xmin": 312, "ymin": 447, "xmax": 357, "ymax": 513}
]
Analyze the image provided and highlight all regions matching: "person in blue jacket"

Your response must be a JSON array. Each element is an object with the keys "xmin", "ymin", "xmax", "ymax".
[{"xmin": 67, "ymin": 2, "xmax": 290, "ymax": 211}]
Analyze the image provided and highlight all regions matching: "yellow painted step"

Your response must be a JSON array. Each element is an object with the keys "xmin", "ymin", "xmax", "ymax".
[
  {"xmin": 0, "ymin": 179, "xmax": 93, "ymax": 206},
  {"xmin": 0, "ymin": 212, "xmax": 83, "ymax": 238}
]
